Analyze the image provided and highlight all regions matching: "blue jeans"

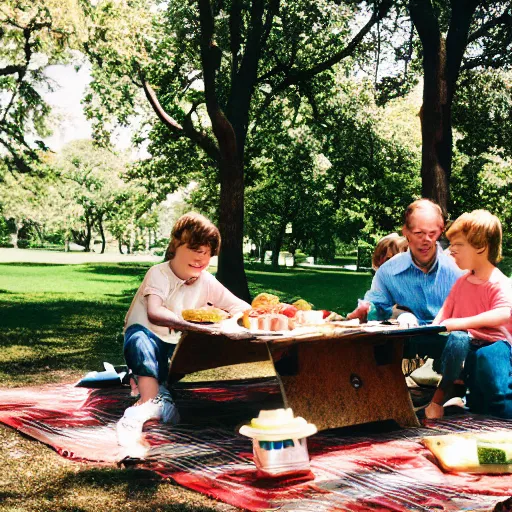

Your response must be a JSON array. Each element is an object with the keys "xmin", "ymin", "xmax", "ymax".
[
  {"xmin": 436, "ymin": 331, "xmax": 473, "ymax": 387},
  {"xmin": 464, "ymin": 339, "xmax": 512, "ymax": 418},
  {"xmin": 124, "ymin": 324, "xmax": 176, "ymax": 384},
  {"xmin": 403, "ymin": 333, "xmax": 447, "ymax": 373}
]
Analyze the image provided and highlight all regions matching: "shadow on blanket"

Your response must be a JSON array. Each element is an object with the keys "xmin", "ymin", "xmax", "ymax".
[{"xmin": 0, "ymin": 378, "xmax": 511, "ymax": 512}]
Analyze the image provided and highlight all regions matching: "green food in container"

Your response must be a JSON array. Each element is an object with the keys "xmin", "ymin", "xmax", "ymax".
[{"xmin": 477, "ymin": 442, "xmax": 512, "ymax": 465}]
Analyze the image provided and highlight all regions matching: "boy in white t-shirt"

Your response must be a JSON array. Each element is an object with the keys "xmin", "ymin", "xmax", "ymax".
[{"xmin": 117, "ymin": 212, "xmax": 250, "ymax": 445}]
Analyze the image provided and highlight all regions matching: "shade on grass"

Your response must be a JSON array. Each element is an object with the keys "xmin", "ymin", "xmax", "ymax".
[{"xmin": 0, "ymin": 261, "xmax": 372, "ymax": 387}]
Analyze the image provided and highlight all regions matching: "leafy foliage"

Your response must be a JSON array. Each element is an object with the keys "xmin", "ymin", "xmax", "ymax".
[{"xmin": 0, "ymin": 0, "xmax": 86, "ymax": 172}]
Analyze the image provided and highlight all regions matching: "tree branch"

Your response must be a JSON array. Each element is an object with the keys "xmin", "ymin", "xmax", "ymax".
[
  {"xmin": 141, "ymin": 75, "xmax": 221, "ymax": 163},
  {"xmin": 259, "ymin": 0, "xmax": 392, "ymax": 91},
  {"xmin": 445, "ymin": 0, "xmax": 479, "ymax": 92},
  {"xmin": 229, "ymin": 0, "xmax": 242, "ymax": 82},
  {"xmin": 409, "ymin": 0, "xmax": 441, "ymax": 48},
  {"xmin": 460, "ymin": 54, "xmax": 508, "ymax": 71},
  {"xmin": 260, "ymin": 0, "xmax": 280, "ymax": 50},
  {"xmin": 198, "ymin": 0, "xmax": 237, "ymax": 156},
  {"xmin": 0, "ymin": 65, "xmax": 26, "ymax": 77},
  {"xmin": 468, "ymin": 9, "xmax": 512, "ymax": 43},
  {"xmin": 255, "ymin": 0, "xmax": 392, "ymax": 123}
]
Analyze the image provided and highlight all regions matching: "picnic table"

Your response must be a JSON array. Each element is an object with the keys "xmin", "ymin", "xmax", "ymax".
[{"xmin": 168, "ymin": 322, "xmax": 445, "ymax": 431}]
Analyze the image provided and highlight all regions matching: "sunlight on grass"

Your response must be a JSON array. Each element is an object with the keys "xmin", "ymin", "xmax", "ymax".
[{"xmin": 0, "ymin": 261, "xmax": 374, "ymax": 387}]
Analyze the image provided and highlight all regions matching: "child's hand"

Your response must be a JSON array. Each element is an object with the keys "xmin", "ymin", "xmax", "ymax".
[
  {"xmin": 397, "ymin": 312, "xmax": 419, "ymax": 328},
  {"xmin": 440, "ymin": 318, "xmax": 467, "ymax": 332}
]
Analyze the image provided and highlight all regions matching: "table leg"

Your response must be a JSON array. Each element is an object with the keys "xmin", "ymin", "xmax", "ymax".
[
  {"xmin": 268, "ymin": 336, "xmax": 420, "ymax": 431},
  {"xmin": 168, "ymin": 332, "xmax": 270, "ymax": 384}
]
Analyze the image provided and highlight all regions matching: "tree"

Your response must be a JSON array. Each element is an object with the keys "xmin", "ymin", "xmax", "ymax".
[
  {"xmin": 0, "ymin": 0, "xmax": 85, "ymax": 173},
  {"xmin": 57, "ymin": 140, "xmax": 132, "ymax": 253},
  {"xmin": 450, "ymin": 69, "xmax": 512, "ymax": 248},
  {"xmin": 83, "ymin": 0, "xmax": 393, "ymax": 300},
  {"xmin": 0, "ymin": 168, "xmax": 77, "ymax": 247},
  {"xmin": 408, "ymin": 0, "xmax": 512, "ymax": 212}
]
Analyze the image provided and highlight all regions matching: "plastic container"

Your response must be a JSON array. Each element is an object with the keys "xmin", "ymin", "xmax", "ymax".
[
  {"xmin": 252, "ymin": 437, "xmax": 311, "ymax": 477},
  {"xmin": 239, "ymin": 408, "xmax": 317, "ymax": 478}
]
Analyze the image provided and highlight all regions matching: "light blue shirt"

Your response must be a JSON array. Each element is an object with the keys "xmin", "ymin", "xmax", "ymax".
[{"xmin": 364, "ymin": 246, "xmax": 464, "ymax": 324}]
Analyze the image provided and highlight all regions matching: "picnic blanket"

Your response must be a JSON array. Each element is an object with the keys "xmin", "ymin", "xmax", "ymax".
[{"xmin": 1, "ymin": 378, "xmax": 512, "ymax": 511}]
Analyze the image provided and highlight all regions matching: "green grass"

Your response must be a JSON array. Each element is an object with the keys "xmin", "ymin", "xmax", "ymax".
[
  {"xmin": 245, "ymin": 263, "xmax": 371, "ymax": 314},
  {"xmin": 0, "ymin": 262, "xmax": 371, "ymax": 388},
  {"xmin": 0, "ymin": 262, "xmax": 151, "ymax": 386}
]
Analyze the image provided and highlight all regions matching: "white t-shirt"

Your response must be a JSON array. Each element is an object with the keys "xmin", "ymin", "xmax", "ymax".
[{"xmin": 124, "ymin": 262, "xmax": 250, "ymax": 343}]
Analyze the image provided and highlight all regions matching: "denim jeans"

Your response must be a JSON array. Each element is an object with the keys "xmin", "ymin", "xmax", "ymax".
[
  {"xmin": 464, "ymin": 339, "xmax": 512, "ymax": 418},
  {"xmin": 403, "ymin": 333, "xmax": 448, "ymax": 373},
  {"xmin": 436, "ymin": 331, "xmax": 473, "ymax": 386},
  {"xmin": 124, "ymin": 324, "xmax": 176, "ymax": 384}
]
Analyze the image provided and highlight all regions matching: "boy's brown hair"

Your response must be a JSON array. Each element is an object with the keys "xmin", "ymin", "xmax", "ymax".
[
  {"xmin": 372, "ymin": 234, "xmax": 408, "ymax": 270},
  {"xmin": 164, "ymin": 212, "xmax": 221, "ymax": 261},
  {"xmin": 446, "ymin": 209, "xmax": 502, "ymax": 264}
]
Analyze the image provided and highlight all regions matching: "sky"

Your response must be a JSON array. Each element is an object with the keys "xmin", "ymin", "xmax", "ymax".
[
  {"xmin": 43, "ymin": 63, "xmax": 93, "ymax": 150},
  {"xmin": 42, "ymin": 62, "xmax": 136, "ymax": 153}
]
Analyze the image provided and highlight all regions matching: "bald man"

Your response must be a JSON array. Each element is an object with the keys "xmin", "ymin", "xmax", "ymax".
[{"xmin": 348, "ymin": 198, "xmax": 463, "ymax": 366}]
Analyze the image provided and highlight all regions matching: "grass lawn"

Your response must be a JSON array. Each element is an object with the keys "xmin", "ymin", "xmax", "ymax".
[{"xmin": 0, "ymin": 260, "xmax": 371, "ymax": 512}]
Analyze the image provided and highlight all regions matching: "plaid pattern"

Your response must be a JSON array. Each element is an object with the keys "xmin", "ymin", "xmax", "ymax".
[{"xmin": 1, "ymin": 378, "xmax": 511, "ymax": 511}]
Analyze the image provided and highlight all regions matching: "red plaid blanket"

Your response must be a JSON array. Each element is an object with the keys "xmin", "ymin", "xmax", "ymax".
[{"xmin": 0, "ymin": 378, "xmax": 511, "ymax": 511}]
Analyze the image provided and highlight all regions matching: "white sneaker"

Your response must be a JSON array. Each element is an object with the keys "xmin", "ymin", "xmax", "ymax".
[{"xmin": 116, "ymin": 390, "xmax": 180, "ymax": 447}]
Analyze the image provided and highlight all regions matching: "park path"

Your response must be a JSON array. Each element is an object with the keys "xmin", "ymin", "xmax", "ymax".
[{"xmin": 0, "ymin": 248, "xmax": 161, "ymax": 265}]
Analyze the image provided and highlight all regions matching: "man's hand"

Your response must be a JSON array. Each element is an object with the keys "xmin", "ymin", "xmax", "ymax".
[
  {"xmin": 346, "ymin": 300, "xmax": 370, "ymax": 322},
  {"xmin": 440, "ymin": 318, "xmax": 467, "ymax": 332}
]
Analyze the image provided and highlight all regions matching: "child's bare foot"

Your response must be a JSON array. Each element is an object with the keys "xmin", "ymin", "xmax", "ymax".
[{"xmin": 425, "ymin": 402, "xmax": 444, "ymax": 419}]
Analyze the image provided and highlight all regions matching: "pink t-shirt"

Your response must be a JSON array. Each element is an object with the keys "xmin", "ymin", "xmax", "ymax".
[{"xmin": 438, "ymin": 268, "xmax": 512, "ymax": 342}]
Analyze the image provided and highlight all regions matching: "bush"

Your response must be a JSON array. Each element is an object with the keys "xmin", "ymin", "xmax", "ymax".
[
  {"xmin": 0, "ymin": 217, "xmax": 12, "ymax": 247},
  {"xmin": 498, "ymin": 254, "xmax": 512, "ymax": 278},
  {"xmin": 294, "ymin": 251, "xmax": 309, "ymax": 264}
]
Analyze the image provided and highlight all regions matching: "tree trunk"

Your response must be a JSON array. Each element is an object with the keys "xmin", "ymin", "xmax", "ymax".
[
  {"xmin": 128, "ymin": 228, "xmax": 135, "ymax": 254},
  {"xmin": 118, "ymin": 239, "xmax": 125, "ymax": 254},
  {"xmin": 271, "ymin": 224, "xmax": 286, "ymax": 270},
  {"xmin": 417, "ymin": 36, "xmax": 451, "ymax": 214},
  {"xmin": 84, "ymin": 217, "xmax": 92, "ymax": 252},
  {"xmin": 410, "ymin": 0, "xmax": 479, "ymax": 214},
  {"xmin": 11, "ymin": 219, "xmax": 21, "ymax": 248},
  {"xmin": 215, "ymin": 153, "xmax": 251, "ymax": 302},
  {"xmin": 259, "ymin": 241, "xmax": 265, "ymax": 263},
  {"xmin": 98, "ymin": 215, "xmax": 106, "ymax": 254}
]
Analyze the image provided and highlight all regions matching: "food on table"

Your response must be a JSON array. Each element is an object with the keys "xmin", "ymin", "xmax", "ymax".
[
  {"xmin": 279, "ymin": 304, "xmax": 299, "ymax": 318},
  {"xmin": 242, "ymin": 294, "xmax": 332, "ymax": 331},
  {"xmin": 292, "ymin": 299, "xmax": 312, "ymax": 311},
  {"xmin": 295, "ymin": 309, "xmax": 324, "ymax": 324},
  {"xmin": 252, "ymin": 293, "xmax": 281, "ymax": 309},
  {"xmin": 243, "ymin": 311, "xmax": 290, "ymax": 331},
  {"xmin": 182, "ymin": 308, "xmax": 229, "ymax": 323}
]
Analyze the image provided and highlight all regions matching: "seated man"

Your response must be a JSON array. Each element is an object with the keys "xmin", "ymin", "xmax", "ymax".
[{"xmin": 348, "ymin": 198, "xmax": 464, "ymax": 367}]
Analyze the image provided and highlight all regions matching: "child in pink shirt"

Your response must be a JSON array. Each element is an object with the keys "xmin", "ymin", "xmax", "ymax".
[{"xmin": 425, "ymin": 210, "xmax": 512, "ymax": 419}]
